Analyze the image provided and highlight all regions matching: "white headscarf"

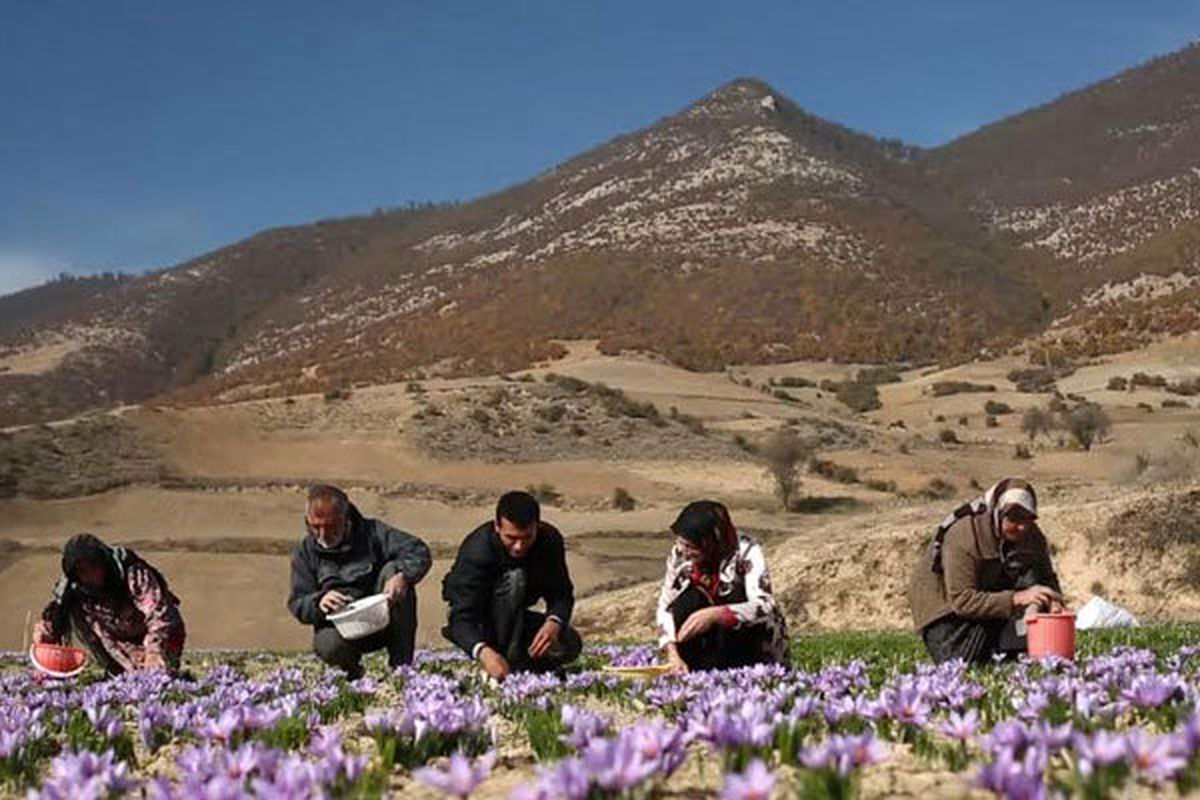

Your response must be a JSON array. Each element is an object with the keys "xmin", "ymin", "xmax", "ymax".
[{"xmin": 929, "ymin": 477, "xmax": 1038, "ymax": 572}]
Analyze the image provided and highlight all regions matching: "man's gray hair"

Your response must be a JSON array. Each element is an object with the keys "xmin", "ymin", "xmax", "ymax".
[{"xmin": 306, "ymin": 484, "xmax": 349, "ymax": 516}]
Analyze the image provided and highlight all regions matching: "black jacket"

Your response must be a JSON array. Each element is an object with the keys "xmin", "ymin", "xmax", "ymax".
[
  {"xmin": 442, "ymin": 521, "xmax": 574, "ymax": 656},
  {"xmin": 287, "ymin": 504, "xmax": 432, "ymax": 626}
]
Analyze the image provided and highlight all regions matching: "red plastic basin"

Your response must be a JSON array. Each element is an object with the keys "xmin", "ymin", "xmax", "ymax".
[{"xmin": 29, "ymin": 643, "xmax": 89, "ymax": 677}]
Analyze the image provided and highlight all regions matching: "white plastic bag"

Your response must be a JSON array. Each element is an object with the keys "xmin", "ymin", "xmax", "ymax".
[{"xmin": 1075, "ymin": 595, "xmax": 1139, "ymax": 630}]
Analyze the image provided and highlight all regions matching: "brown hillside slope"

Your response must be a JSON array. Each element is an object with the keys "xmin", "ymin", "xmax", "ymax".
[{"xmin": 1, "ymin": 79, "xmax": 1044, "ymax": 425}]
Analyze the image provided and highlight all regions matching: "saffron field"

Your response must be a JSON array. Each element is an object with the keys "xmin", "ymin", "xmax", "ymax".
[{"xmin": 7, "ymin": 627, "xmax": 1200, "ymax": 798}]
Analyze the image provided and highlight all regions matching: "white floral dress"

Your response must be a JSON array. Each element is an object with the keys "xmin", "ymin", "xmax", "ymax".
[{"xmin": 654, "ymin": 532, "xmax": 789, "ymax": 664}]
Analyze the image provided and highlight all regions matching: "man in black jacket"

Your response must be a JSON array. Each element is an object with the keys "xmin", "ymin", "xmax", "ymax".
[
  {"xmin": 288, "ymin": 484, "xmax": 432, "ymax": 678},
  {"xmin": 442, "ymin": 490, "xmax": 582, "ymax": 680}
]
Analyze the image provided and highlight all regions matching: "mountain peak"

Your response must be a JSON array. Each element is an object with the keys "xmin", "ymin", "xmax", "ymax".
[{"xmin": 686, "ymin": 77, "xmax": 782, "ymax": 120}]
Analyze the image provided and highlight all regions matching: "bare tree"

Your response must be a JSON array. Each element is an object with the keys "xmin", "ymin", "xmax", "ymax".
[
  {"xmin": 1020, "ymin": 406, "xmax": 1054, "ymax": 442},
  {"xmin": 1064, "ymin": 404, "xmax": 1111, "ymax": 451},
  {"xmin": 761, "ymin": 429, "xmax": 816, "ymax": 510}
]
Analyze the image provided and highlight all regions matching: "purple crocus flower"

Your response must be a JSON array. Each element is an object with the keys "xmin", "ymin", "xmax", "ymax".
[
  {"xmin": 1071, "ymin": 730, "xmax": 1127, "ymax": 778},
  {"xmin": 414, "ymin": 750, "xmax": 496, "ymax": 798},
  {"xmin": 531, "ymin": 757, "xmax": 590, "ymax": 800},
  {"xmin": 624, "ymin": 721, "xmax": 687, "ymax": 777},
  {"xmin": 32, "ymin": 749, "xmax": 140, "ymax": 800},
  {"xmin": 582, "ymin": 736, "xmax": 660, "ymax": 793},
  {"xmin": 976, "ymin": 745, "xmax": 1047, "ymax": 800},
  {"xmin": 722, "ymin": 759, "xmax": 775, "ymax": 800},
  {"xmin": 1177, "ymin": 713, "xmax": 1200, "ymax": 757},
  {"xmin": 985, "ymin": 721, "xmax": 1031, "ymax": 753},
  {"xmin": 1122, "ymin": 674, "xmax": 1181, "ymax": 709},
  {"xmin": 881, "ymin": 685, "xmax": 931, "ymax": 727},
  {"xmin": 1031, "ymin": 721, "xmax": 1074, "ymax": 752},
  {"xmin": 939, "ymin": 709, "xmax": 979, "ymax": 742},
  {"xmin": 560, "ymin": 705, "xmax": 610, "ymax": 751},
  {"xmin": 838, "ymin": 732, "xmax": 890, "ymax": 772},
  {"xmin": 1124, "ymin": 729, "xmax": 1187, "ymax": 784}
]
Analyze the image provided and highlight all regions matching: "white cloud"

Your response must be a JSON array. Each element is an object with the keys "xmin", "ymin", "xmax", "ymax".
[{"xmin": 0, "ymin": 251, "xmax": 71, "ymax": 297}]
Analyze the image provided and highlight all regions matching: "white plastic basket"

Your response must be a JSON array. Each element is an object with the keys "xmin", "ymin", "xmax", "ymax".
[{"xmin": 326, "ymin": 593, "xmax": 391, "ymax": 640}]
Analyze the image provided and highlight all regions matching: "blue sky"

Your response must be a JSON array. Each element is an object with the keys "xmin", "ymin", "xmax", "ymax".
[{"xmin": 1, "ymin": 1, "xmax": 1197, "ymax": 296}]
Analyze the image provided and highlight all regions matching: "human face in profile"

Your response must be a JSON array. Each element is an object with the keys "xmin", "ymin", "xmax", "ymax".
[
  {"xmin": 495, "ymin": 517, "xmax": 538, "ymax": 559},
  {"xmin": 675, "ymin": 536, "xmax": 704, "ymax": 564}
]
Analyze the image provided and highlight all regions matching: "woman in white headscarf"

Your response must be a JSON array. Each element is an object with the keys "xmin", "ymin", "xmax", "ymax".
[{"xmin": 908, "ymin": 478, "xmax": 1064, "ymax": 664}]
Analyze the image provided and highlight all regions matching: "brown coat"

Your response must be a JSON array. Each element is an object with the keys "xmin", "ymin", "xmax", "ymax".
[{"xmin": 908, "ymin": 509, "xmax": 1060, "ymax": 632}]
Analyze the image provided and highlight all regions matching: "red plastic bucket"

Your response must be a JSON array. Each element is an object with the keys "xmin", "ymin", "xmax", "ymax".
[{"xmin": 1026, "ymin": 613, "xmax": 1076, "ymax": 661}]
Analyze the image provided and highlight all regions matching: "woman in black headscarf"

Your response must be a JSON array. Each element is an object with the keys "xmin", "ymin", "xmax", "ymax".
[
  {"xmin": 34, "ymin": 534, "xmax": 186, "ymax": 676},
  {"xmin": 655, "ymin": 501, "xmax": 788, "ymax": 673}
]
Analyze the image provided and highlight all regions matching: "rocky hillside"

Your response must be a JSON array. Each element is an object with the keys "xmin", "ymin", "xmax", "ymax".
[
  {"xmin": 8, "ymin": 46, "xmax": 1200, "ymax": 425},
  {"xmin": 927, "ymin": 44, "xmax": 1200, "ymax": 356}
]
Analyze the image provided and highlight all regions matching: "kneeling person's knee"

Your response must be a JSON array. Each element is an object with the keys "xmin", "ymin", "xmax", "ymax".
[{"xmin": 313, "ymin": 627, "xmax": 360, "ymax": 668}]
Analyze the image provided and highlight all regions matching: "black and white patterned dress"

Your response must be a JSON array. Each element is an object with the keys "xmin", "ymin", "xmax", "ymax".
[{"xmin": 654, "ymin": 531, "xmax": 789, "ymax": 664}]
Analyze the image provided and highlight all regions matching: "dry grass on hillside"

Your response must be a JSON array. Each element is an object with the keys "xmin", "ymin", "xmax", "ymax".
[
  {"xmin": 409, "ymin": 377, "xmax": 743, "ymax": 463},
  {"xmin": 0, "ymin": 416, "xmax": 164, "ymax": 499}
]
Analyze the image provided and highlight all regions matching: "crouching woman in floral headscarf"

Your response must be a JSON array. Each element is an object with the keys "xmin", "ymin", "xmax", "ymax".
[
  {"xmin": 33, "ymin": 533, "xmax": 186, "ymax": 676},
  {"xmin": 656, "ymin": 501, "xmax": 788, "ymax": 673}
]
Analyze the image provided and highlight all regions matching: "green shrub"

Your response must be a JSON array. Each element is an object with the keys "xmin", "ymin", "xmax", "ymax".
[
  {"xmin": 865, "ymin": 478, "xmax": 897, "ymax": 493},
  {"xmin": 526, "ymin": 483, "xmax": 562, "ymax": 506},
  {"xmin": 809, "ymin": 458, "xmax": 859, "ymax": 484},
  {"xmin": 1007, "ymin": 367, "xmax": 1060, "ymax": 394},
  {"xmin": 830, "ymin": 381, "xmax": 881, "ymax": 412},
  {"xmin": 612, "ymin": 487, "xmax": 636, "ymax": 511},
  {"xmin": 535, "ymin": 403, "xmax": 567, "ymax": 423},
  {"xmin": 1167, "ymin": 378, "xmax": 1200, "ymax": 396},
  {"xmin": 1065, "ymin": 404, "xmax": 1111, "ymax": 451},
  {"xmin": 1021, "ymin": 407, "xmax": 1053, "ymax": 441},
  {"xmin": 669, "ymin": 408, "xmax": 706, "ymax": 435},
  {"xmin": 855, "ymin": 366, "xmax": 903, "ymax": 385},
  {"xmin": 930, "ymin": 381, "xmax": 995, "ymax": 397},
  {"xmin": 919, "ymin": 478, "xmax": 956, "ymax": 500},
  {"xmin": 1131, "ymin": 372, "xmax": 1167, "ymax": 389},
  {"xmin": 762, "ymin": 430, "xmax": 815, "ymax": 510},
  {"xmin": 544, "ymin": 373, "xmax": 590, "ymax": 393}
]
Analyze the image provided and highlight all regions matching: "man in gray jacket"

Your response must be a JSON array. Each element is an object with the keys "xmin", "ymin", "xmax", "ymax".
[{"xmin": 287, "ymin": 484, "xmax": 432, "ymax": 677}]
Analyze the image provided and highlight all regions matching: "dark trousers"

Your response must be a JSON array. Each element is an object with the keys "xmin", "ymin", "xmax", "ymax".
[
  {"xmin": 921, "ymin": 615, "xmax": 1027, "ymax": 665},
  {"xmin": 671, "ymin": 585, "xmax": 770, "ymax": 672},
  {"xmin": 490, "ymin": 568, "xmax": 582, "ymax": 673},
  {"xmin": 313, "ymin": 564, "xmax": 417, "ymax": 677},
  {"xmin": 921, "ymin": 569, "xmax": 1040, "ymax": 665}
]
